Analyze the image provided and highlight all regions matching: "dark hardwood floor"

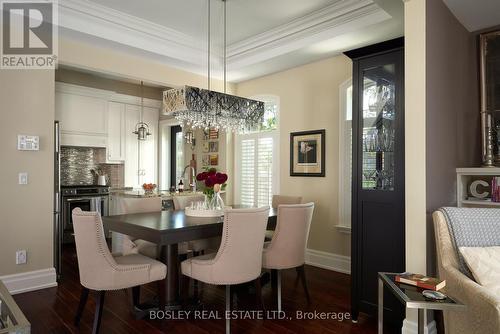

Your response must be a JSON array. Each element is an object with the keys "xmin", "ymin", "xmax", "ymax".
[{"xmin": 14, "ymin": 246, "xmax": 396, "ymax": 334}]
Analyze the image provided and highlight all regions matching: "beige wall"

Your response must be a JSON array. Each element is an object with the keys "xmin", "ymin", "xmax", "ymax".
[
  {"xmin": 0, "ymin": 70, "xmax": 55, "ymax": 275},
  {"xmin": 236, "ymin": 55, "xmax": 352, "ymax": 256},
  {"xmin": 425, "ymin": 0, "xmax": 480, "ymax": 273},
  {"xmin": 55, "ymin": 68, "xmax": 165, "ymax": 100}
]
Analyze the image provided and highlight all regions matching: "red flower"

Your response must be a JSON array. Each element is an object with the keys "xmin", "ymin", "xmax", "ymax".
[
  {"xmin": 207, "ymin": 168, "xmax": 217, "ymax": 176},
  {"xmin": 205, "ymin": 175, "xmax": 216, "ymax": 187},
  {"xmin": 216, "ymin": 172, "xmax": 227, "ymax": 184},
  {"xmin": 196, "ymin": 172, "xmax": 208, "ymax": 181}
]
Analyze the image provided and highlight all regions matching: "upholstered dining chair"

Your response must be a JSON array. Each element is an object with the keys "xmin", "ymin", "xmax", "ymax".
[
  {"xmin": 262, "ymin": 203, "xmax": 314, "ymax": 312},
  {"xmin": 181, "ymin": 207, "xmax": 270, "ymax": 334},
  {"xmin": 173, "ymin": 194, "xmax": 221, "ymax": 254},
  {"xmin": 72, "ymin": 208, "xmax": 166, "ymax": 334},
  {"xmin": 265, "ymin": 195, "xmax": 303, "ymax": 240},
  {"xmin": 111, "ymin": 196, "xmax": 162, "ymax": 256}
]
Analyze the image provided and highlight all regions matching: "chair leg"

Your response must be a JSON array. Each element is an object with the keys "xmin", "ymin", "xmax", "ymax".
[
  {"xmin": 92, "ymin": 290, "xmax": 106, "ymax": 334},
  {"xmin": 254, "ymin": 277, "xmax": 264, "ymax": 311},
  {"xmin": 297, "ymin": 265, "xmax": 311, "ymax": 303},
  {"xmin": 225, "ymin": 285, "xmax": 231, "ymax": 334},
  {"xmin": 277, "ymin": 270, "xmax": 282, "ymax": 312},
  {"xmin": 271, "ymin": 269, "xmax": 278, "ymax": 291},
  {"xmin": 74, "ymin": 287, "xmax": 89, "ymax": 326},
  {"xmin": 132, "ymin": 286, "xmax": 140, "ymax": 308}
]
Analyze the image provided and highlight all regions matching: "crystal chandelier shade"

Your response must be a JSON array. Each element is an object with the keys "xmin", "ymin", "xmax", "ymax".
[{"xmin": 163, "ymin": 86, "xmax": 264, "ymax": 132}]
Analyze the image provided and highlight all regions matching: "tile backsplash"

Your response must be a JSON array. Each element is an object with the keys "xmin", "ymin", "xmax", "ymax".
[{"xmin": 60, "ymin": 147, "xmax": 124, "ymax": 187}]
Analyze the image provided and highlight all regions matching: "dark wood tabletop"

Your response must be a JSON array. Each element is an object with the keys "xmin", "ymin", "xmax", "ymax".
[{"xmin": 102, "ymin": 206, "xmax": 277, "ymax": 245}]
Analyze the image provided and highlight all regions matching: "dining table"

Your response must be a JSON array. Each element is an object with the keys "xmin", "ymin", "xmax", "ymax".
[{"xmin": 102, "ymin": 206, "xmax": 277, "ymax": 310}]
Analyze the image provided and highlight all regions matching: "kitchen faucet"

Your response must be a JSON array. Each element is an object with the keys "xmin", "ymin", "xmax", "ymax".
[{"xmin": 182, "ymin": 165, "xmax": 197, "ymax": 192}]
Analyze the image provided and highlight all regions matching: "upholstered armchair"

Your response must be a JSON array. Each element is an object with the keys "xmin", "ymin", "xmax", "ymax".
[{"xmin": 433, "ymin": 210, "xmax": 500, "ymax": 334}]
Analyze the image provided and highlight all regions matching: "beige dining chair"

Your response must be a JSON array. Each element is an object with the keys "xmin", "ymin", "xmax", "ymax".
[
  {"xmin": 111, "ymin": 196, "xmax": 162, "ymax": 256},
  {"xmin": 72, "ymin": 208, "xmax": 166, "ymax": 334},
  {"xmin": 181, "ymin": 207, "xmax": 270, "ymax": 334},
  {"xmin": 262, "ymin": 202, "xmax": 314, "ymax": 312},
  {"xmin": 265, "ymin": 195, "xmax": 303, "ymax": 240},
  {"xmin": 173, "ymin": 194, "xmax": 221, "ymax": 254}
]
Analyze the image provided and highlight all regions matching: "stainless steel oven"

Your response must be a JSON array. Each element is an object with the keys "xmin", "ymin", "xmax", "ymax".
[{"xmin": 61, "ymin": 185, "xmax": 109, "ymax": 243}]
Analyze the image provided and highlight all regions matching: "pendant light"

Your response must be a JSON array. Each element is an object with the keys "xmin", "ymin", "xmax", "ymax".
[
  {"xmin": 163, "ymin": 0, "xmax": 264, "ymax": 133},
  {"xmin": 133, "ymin": 81, "xmax": 151, "ymax": 140}
]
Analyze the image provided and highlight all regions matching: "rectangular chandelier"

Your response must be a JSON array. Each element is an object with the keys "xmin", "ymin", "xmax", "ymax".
[{"xmin": 163, "ymin": 85, "xmax": 265, "ymax": 132}]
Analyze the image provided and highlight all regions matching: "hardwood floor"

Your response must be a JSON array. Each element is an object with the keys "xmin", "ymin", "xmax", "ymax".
[{"xmin": 13, "ymin": 246, "xmax": 395, "ymax": 334}]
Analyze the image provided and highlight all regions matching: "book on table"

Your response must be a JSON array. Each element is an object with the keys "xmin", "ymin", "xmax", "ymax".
[{"xmin": 395, "ymin": 272, "xmax": 446, "ymax": 291}]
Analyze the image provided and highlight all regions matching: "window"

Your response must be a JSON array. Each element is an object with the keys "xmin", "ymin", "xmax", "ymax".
[
  {"xmin": 235, "ymin": 96, "xmax": 279, "ymax": 207},
  {"xmin": 338, "ymin": 79, "xmax": 352, "ymax": 232}
]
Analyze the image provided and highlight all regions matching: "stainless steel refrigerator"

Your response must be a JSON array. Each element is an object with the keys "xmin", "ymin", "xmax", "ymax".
[{"xmin": 54, "ymin": 121, "xmax": 62, "ymax": 279}]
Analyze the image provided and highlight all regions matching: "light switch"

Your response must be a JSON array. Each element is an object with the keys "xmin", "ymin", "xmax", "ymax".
[{"xmin": 18, "ymin": 172, "xmax": 28, "ymax": 185}]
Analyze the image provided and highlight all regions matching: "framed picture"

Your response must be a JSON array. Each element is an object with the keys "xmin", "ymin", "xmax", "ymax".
[
  {"xmin": 209, "ymin": 128, "xmax": 219, "ymax": 139},
  {"xmin": 202, "ymin": 155, "xmax": 210, "ymax": 166},
  {"xmin": 290, "ymin": 129, "xmax": 325, "ymax": 177},
  {"xmin": 202, "ymin": 142, "xmax": 209, "ymax": 153},
  {"xmin": 209, "ymin": 141, "xmax": 218, "ymax": 152},
  {"xmin": 209, "ymin": 154, "xmax": 218, "ymax": 166}
]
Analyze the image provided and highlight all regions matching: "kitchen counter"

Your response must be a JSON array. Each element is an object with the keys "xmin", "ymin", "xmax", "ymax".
[{"xmin": 110, "ymin": 189, "xmax": 204, "ymax": 200}]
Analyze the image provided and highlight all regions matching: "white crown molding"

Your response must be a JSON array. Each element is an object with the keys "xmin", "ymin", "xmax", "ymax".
[
  {"xmin": 58, "ymin": 0, "xmax": 204, "ymax": 64},
  {"xmin": 57, "ymin": 0, "xmax": 392, "ymax": 79},
  {"xmin": 0, "ymin": 268, "xmax": 57, "ymax": 295},
  {"xmin": 226, "ymin": 0, "xmax": 391, "ymax": 69}
]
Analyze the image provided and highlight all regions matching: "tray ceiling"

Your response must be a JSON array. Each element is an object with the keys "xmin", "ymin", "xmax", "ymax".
[{"xmin": 58, "ymin": 0, "xmax": 403, "ymax": 82}]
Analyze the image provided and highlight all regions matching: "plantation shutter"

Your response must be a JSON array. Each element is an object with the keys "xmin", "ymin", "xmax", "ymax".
[
  {"xmin": 237, "ymin": 133, "xmax": 278, "ymax": 207},
  {"xmin": 257, "ymin": 137, "xmax": 273, "ymax": 207},
  {"xmin": 240, "ymin": 139, "xmax": 256, "ymax": 206}
]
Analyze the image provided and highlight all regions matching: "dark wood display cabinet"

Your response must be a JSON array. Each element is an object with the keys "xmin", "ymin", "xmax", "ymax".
[{"xmin": 345, "ymin": 38, "xmax": 405, "ymax": 326}]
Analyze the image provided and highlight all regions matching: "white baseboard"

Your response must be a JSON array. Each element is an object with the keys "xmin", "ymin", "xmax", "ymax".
[
  {"xmin": 402, "ymin": 319, "xmax": 437, "ymax": 334},
  {"xmin": 305, "ymin": 248, "xmax": 351, "ymax": 274},
  {"xmin": 0, "ymin": 268, "xmax": 57, "ymax": 295}
]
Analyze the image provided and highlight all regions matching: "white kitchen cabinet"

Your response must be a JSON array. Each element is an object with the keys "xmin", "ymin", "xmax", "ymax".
[
  {"xmin": 107, "ymin": 102, "xmax": 126, "ymax": 162},
  {"xmin": 55, "ymin": 84, "xmax": 111, "ymax": 147},
  {"xmin": 141, "ymin": 106, "xmax": 159, "ymax": 184},
  {"xmin": 124, "ymin": 105, "xmax": 158, "ymax": 188}
]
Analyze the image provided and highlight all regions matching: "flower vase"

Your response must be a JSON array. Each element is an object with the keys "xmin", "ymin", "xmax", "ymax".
[
  {"xmin": 210, "ymin": 191, "xmax": 225, "ymax": 211},
  {"xmin": 204, "ymin": 194, "xmax": 214, "ymax": 210}
]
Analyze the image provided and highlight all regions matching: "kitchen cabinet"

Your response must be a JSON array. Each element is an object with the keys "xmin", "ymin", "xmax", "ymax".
[
  {"xmin": 124, "ymin": 105, "xmax": 158, "ymax": 188},
  {"xmin": 107, "ymin": 102, "xmax": 126, "ymax": 162},
  {"xmin": 345, "ymin": 38, "xmax": 405, "ymax": 326},
  {"xmin": 55, "ymin": 83, "xmax": 111, "ymax": 147},
  {"xmin": 55, "ymin": 82, "xmax": 160, "ymax": 186}
]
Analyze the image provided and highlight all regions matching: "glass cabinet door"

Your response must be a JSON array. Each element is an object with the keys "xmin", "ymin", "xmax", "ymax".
[{"xmin": 361, "ymin": 64, "xmax": 396, "ymax": 191}]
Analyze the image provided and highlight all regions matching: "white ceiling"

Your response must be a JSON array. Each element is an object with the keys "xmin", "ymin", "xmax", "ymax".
[
  {"xmin": 88, "ymin": 0, "xmax": 336, "ymax": 45},
  {"xmin": 58, "ymin": 0, "xmax": 403, "ymax": 83},
  {"xmin": 443, "ymin": 0, "xmax": 500, "ymax": 32}
]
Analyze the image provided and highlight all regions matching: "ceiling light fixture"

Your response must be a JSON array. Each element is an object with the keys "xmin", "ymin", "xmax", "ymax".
[{"xmin": 162, "ymin": 0, "xmax": 264, "ymax": 133}]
